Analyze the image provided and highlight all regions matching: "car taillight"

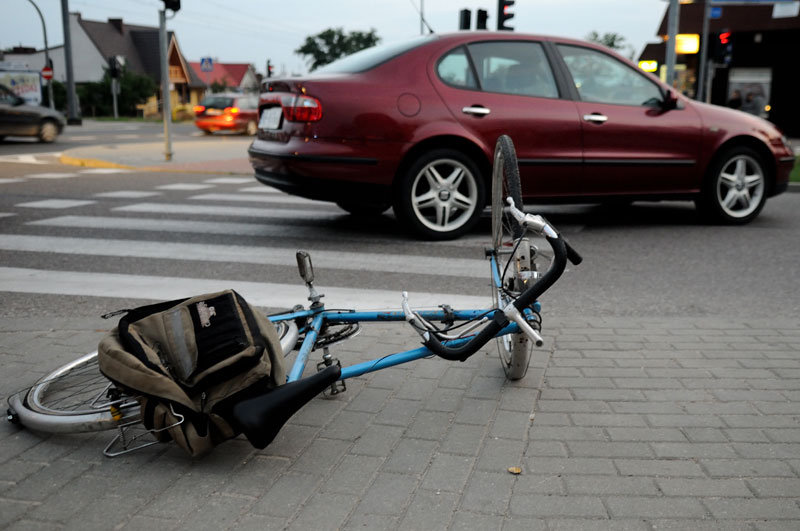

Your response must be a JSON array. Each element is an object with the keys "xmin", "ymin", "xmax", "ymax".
[
  {"xmin": 283, "ymin": 95, "xmax": 322, "ymax": 122},
  {"xmin": 193, "ymin": 105, "xmax": 205, "ymax": 114},
  {"xmin": 224, "ymin": 107, "xmax": 240, "ymax": 114}
]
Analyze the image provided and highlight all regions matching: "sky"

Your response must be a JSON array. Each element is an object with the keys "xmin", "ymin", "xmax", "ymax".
[{"xmin": 3, "ymin": 0, "xmax": 669, "ymax": 76}]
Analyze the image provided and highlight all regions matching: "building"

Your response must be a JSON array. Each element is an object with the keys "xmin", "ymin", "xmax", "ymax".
[
  {"xmin": 188, "ymin": 62, "xmax": 259, "ymax": 93},
  {"xmin": 2, "ymin": 13, "xmax": 206, "ymax": 117},
  {"xmin": 638, "ymin": 1, "xmax": 799, "ymax": 136}
]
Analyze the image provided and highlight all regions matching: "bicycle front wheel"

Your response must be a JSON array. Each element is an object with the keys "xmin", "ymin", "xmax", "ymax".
[{"xmin": 490, "ymin": 135, "xmax": 533, "ymax": 380}]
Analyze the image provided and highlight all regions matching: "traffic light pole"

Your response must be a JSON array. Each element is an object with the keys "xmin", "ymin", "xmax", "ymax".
[
  {"xmin": 60, "ymin": 0, "xmax": 81, "ymax": 124},
  {"xmin": 664, "ymin": 0, "xmax": 679, "ymax": 89},
  {"xmin": 159, "ymin": 9, "xmax": 172, "ymax": 161},
  {"xmin": 696, "ymin": 1, "xmax": 711, "ymax": 101}
]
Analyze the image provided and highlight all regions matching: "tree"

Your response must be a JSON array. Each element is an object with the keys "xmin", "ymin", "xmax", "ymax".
[
  {"xmin": 76, "ymin": 67, "xmax": 156, "ymax": 117},
  {"xmin": 209, "ymin": 77, "xmax": 230, "ymax": 93},
  {"xmin": 585, "ymin": 31, "xmax": 635, "ymax": 59},
  {"xmin": 295, "ymin": 28, "xmax": 380, "ymax": 71}
]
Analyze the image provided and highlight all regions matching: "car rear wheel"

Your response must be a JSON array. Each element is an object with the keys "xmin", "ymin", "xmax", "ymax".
[
  {"xmin": 698, "ymin": 146, "xmax": 767, "ymax": 224},
  {"xmin": 394, "ymin": 149, "xmax": 484, "ymax": 240},
  {"xmin": 38, "ymin": 120, "xmax": 58, "ymax": 143}
]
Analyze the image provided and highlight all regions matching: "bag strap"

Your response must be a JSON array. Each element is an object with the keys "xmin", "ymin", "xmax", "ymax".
[{"xmin": 231, "ymin": 290, "xmax": 268, "ymax": 355}]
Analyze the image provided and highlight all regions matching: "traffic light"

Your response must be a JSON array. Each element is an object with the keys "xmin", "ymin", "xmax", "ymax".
[
  {"xmin": 162, "ymin": 0, "xmax": 180, "ymax": 12},
  {"xmin": 497, "ymin": 0, "xmax": 515, "ymax": 31},
  {"xmin": 476, "ymin": 9, "xmax": 489, "ymax": 30},
  {"xmin": 107, "ymin": 56, "xmax": 120, "ymax": 78},
  {"xmin": 267, "ymin": 60, "xmax": 274, "ymax": 78},
  {"xmin": 713, "ymin": 31, "xmax": 733, "ymax": 65},
  {"xmin": 459, "ymin": 9, "xmax": 471, "ymax": 30}
]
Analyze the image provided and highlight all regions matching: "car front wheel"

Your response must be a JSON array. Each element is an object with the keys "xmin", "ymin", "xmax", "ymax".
[
  {"xmin": 38, "ymin": 120, "xmax": 58, "ymax": 143},
  {"xmin": 698, "ymin": 146, "xmax": 768, "ymax": 224},
  {"xmin": 394, "ymin": 149, "xmax": 484, "ymax": 240}
]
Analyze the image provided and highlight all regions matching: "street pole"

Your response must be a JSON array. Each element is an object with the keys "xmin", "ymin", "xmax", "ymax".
[
  {"xmin": 26, "ymin": 0, "xmax": 54, "ymax": 109},
  {"xmin": 60, "ymin": 0, "xmax": 80, "ymax": 124},
  {"xmin": 159, "ymin": 9, "xmax": 172, "ymax": 161},
  {"xmin": 696, "ymin": 0, "xmax": 711, "ymax": 100},
  {"xmin": 420, "ymin": 0, "xmax": 424, "ymax": 35},
  {"xmin": 111, "ymin": 78, "xmax": 119, "ymax": 119},
  {"xmin": 665, "ymin": 0, "xmax": 680, "ymax": 89}
]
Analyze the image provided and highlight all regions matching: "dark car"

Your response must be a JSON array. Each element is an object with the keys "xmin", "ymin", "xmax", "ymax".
[
  {"xmin": 248, "ymin": 32, "xmax": 795, "ymax": 239},
  {"xmin": 0, "ymin": 83, "xmax": 65, "ymax": 143},
  {"xmin": 194, "ymin": 93, "xmax": 259, "ymax": 135}
]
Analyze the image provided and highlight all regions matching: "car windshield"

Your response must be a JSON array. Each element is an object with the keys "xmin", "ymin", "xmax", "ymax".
[
  {"xmin": 200, "ymin": 96, "xmax": 234, "ymax": 109},
  {"xmin": 314, "ymin": 35, "xmax": 435, "ymax": 74}
]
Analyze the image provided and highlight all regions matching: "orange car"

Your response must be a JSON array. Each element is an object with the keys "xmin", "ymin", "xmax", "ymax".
[{"xmin": 194, "ymin": 93, "xmax": 258, "ymax": 135}]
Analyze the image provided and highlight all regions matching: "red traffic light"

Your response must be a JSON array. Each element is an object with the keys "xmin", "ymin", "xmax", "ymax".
[{"xmin": 719, "ymin": 32, "xmax": 731, "ymax": 44}]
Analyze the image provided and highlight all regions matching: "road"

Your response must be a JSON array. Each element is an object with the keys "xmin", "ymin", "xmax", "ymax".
[{"xmin": 1, "ymin": 128, "xmax": 798, "ymax": 322}]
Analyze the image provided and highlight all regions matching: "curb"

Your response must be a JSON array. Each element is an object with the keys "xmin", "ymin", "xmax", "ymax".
[
  {"xmin": 789, "ymin": 182, "xmax": 800, "ymax": 194},
  {"xmin": 59, "ymin": 153, "xmax": 251, "ymax": 175}
]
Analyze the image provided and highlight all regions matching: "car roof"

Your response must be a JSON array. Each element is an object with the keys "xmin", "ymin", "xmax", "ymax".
[{"xmin": 430, "ymin": 31, "xmax": 601, "ymax": 50}]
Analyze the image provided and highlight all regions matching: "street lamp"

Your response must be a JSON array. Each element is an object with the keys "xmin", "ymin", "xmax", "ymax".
[{"xmin": 25, "ymin": 0, "xmax": 55, "ymax": 109}]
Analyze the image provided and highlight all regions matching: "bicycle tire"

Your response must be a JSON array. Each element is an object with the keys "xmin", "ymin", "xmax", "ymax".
[
  {"xmin": 490, "ymin": 135, "xmax": 533, "ymax": 380},
  {"xmin": 7, "ymin": 320, "xmax": 300, "ymax": 434}
]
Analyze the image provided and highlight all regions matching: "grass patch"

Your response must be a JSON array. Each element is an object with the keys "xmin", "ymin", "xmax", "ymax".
[{"xmin": 791, "ymin": 158, "xmax": 800, "ymax": 182}]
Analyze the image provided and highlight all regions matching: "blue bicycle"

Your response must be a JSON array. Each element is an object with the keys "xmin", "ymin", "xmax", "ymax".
[{"xmin": 7, "ymin": 136, "xmax": 581, "ymax": 455}]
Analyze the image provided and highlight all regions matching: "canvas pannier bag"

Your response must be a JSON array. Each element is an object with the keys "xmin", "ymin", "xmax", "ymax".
[{"xmin": 97, "ymin": 290, "xmax": 286, "ymax": 457}]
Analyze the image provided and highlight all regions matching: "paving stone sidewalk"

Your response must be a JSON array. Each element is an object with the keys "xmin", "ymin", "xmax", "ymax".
[{"xmin": 1, "ymin": 315, "xmax": 799, "ymax": 530}]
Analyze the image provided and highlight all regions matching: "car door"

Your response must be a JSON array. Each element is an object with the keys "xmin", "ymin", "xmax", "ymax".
[
  {"xmin": 432, "ymin": 40, "xmax": 583, "ymax": 198},
  {"xmin": 0, "ymin": 85, "xmax": 22, "ymax": 135},
  {"xmin": 554, "ymin": 44, "xmax": 703, "ymax": 195}
]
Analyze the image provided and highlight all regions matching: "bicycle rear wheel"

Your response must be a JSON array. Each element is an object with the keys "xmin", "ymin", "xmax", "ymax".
[
  {"xmin": 490, "ymin": 135, "xmax": 533, "ymax": 380},
  {"xmin": 7, "ymin": 320, "xmax": 300, "ymax": 434}
]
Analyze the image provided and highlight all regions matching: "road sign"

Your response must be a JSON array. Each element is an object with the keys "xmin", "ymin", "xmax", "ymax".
[
  {"xmin": 710, "ymin": 6, "xmax": 723, "ymax": 18},
  {"xmin": 41, "ymin": 66, "xmax": 53, "ymax": 80},
  {"xmin": 200, "ymin": 57, "xmax": 213, "ymax": 72}
]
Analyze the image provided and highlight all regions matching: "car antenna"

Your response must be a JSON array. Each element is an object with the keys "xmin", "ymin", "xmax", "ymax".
[{"xmin": 408, "ymin": 0, "xmax": 435, "ymax": 34}]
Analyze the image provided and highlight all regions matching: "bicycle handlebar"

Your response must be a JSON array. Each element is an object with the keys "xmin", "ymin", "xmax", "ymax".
[{"xmin": 406, "ymin": 204, "xmax": 576, "ymax": 361}]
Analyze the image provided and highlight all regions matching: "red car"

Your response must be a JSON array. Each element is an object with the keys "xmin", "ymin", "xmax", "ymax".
[
  {"xmin": 248, "ymin": 32, "xmax": 795, "ymax": 239},
  {"xmin": 194, "ymin": 93, "xmax": 259, "ymax": 135}
]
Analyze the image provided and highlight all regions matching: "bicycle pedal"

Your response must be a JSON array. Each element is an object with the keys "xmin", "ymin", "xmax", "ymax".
[{"xmin": 316, "ymin": 358, "xmax": 346, "ymax": 396}]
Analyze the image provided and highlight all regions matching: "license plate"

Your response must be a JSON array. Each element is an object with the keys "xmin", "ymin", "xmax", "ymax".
[
  {"xmin": 259, "ymin": 107, "xmax": 283, "ymax": 130},
  {"xmin": 205, "ymin": 108, "xmax": 222, "ymax": 116}
]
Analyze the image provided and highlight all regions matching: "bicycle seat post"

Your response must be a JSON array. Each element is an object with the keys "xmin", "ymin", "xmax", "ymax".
[{"xmin": 296, "ymin": 250, "xmax": 324, "ymax": 307}]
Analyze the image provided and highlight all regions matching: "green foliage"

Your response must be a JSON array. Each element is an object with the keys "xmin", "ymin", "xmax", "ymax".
[
  {"xmin": 43, "ymin": 80, "xmax": 67, "ymax": 111},
  {"xmin": 209, "ymin": 77, "xmax": 230, "ymax": 93},
  {"xmin": 295, "ymin": 27, "xmax": 380, "ymax": 71},
  {"xmin": 585, "ymin": 31, "xmax": 635, "ymax": 59},
  {"xmin": 77, "ymin": 67, "xmax": 157, "ymax": 117}
]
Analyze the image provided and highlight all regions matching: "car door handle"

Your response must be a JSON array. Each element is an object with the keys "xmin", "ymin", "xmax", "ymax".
[
  {"xmin": 583, "ymin": 113, "xmax": 608, "ymax": 123},
  {"xmin": 462, "ymin": 106, "xmax": 491, "ymax": 116}
]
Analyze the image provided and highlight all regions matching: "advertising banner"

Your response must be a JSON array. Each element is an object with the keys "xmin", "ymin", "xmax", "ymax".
[{"xmin": 0, "ymin": 71, "xmax": 43, "ymax": 105}]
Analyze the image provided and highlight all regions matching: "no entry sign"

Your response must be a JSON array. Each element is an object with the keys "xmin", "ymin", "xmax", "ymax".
[{"xmin": 41, "ymin": 66, "xmax": 53, "ymax": 80}]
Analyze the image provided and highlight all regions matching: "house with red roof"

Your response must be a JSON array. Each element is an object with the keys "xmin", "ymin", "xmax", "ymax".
[{"xmin": 188, "ymin": 61, "xmax": 259, "ymax": 93}]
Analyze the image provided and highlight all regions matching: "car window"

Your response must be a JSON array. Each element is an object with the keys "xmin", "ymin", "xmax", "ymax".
[
  {"xmin": 557, "ymin": 44, "xmax": 662, "ymax": 107},
  {"xmin": 314, "ymin": 35, "xmax": 434, "ymax": 74},
  {"xmin": 0, "ymin": 85, "xmax": 18, "ymax": 104},
  {"xmin": 436, "ymin": 47, "xmax": 478, "ymax": 90},
  {"xmin": 200, "ymin": 96, "xmax": 234, "ymax": 109},
  {"xmin": 466, "ymin": 41, "xmax": 558, "ymax": 98}
]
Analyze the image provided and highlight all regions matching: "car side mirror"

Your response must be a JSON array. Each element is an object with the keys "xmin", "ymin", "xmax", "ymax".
[{"xmin": 661, "ymin": 89, "xmax": 678, "ymax": 111}]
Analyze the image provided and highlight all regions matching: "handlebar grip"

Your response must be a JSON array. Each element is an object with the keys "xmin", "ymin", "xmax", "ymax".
[
  {"xmin": 422, "ymin": 313, "xmax": 507, "ymax": 362},
  {"xmin": 565, "ymin": 240, "xmax": 583, "ymax": 266}
]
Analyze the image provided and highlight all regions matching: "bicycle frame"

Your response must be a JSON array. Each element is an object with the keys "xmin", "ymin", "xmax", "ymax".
[{"xmin": 269, "ymin": 254, "xmax": 541, "ymax": 384}]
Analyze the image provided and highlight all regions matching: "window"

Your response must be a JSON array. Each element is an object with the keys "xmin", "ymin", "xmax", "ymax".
[
  {"xmin": 557, "ymin": 45, "xmax": 663, "ymax": 107},
  {"xmin": 0, "ymin": 85, "xmax": 19, "ymax": 105},
  {"xmin": 436, "ymin": 47, "xmax": 478, "ymax": 90},
  {"xmin": 314, "ymin": 35, "xmax": 434, "ymax": 74},
  {"xmin": 466, "ymin": 41, "xmax": 558, "ymax": 98},
  {"xmin": 199, "ymin": 96, "xmax": 234, "ymax": 109}
]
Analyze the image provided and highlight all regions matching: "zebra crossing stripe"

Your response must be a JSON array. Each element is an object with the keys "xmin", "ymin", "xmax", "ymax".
[
  {"xmin": 114, "ymin": 202, "xmax": 334, "ymax": 219},
  {"xmin": 0, "ymin": 234, "xmax": 486, "ymax": 278},
  {"xmin": 189, "ymin": 193, "xmax": 322, "ymax": 205},
  {"xmin": 0, "ymin": 267, "xmax": 489, "ymax": 311}
]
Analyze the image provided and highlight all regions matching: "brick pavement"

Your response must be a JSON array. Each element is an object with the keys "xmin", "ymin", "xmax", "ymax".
[{"xmin": 1, "ymin": 314, "xmax": 799, "ymax": 530}]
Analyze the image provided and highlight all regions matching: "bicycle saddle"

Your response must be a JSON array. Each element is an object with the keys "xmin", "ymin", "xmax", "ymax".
[{"xmin": 229, "ymin": 365, "xmax": 341, "ymax": 449}]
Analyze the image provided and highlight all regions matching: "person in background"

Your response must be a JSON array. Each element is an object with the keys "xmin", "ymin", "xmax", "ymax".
[
  {"xmin": 741, "ymin": 92, "xmax": 764, "ymax": 116},
  {"xmin": 727, "ymin": 89, "xmax": 742, "ymax": 109}
]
